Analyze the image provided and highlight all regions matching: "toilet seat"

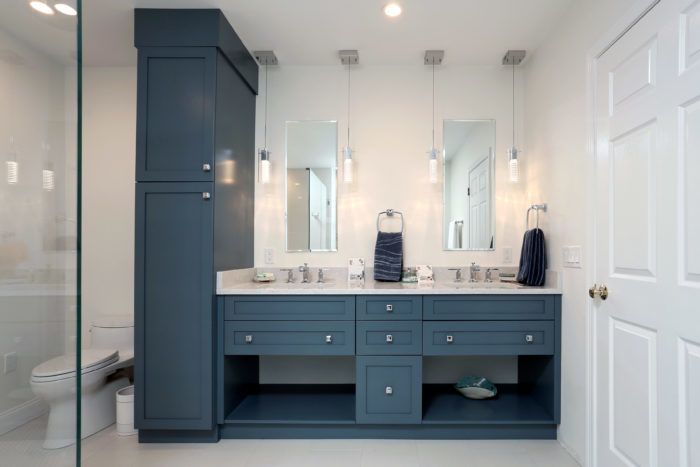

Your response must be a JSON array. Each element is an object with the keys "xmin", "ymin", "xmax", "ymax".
[{"xmin": 31, "ymin": 349, "xmax": 119, "ymax": 383}]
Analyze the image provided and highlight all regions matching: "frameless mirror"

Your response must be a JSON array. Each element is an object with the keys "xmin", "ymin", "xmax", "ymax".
[
  {"xmin": 286, "ymin": 121, "xmax": 338, "ymax": 252},
  {"xmin": 443, "ymin": 119, "xmax": 496, "ymax": 250}
]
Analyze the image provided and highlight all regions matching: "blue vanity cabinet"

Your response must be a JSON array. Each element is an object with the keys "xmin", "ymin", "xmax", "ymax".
[
  {"xmin": 217, "ymin": 293, "xmax": 561, "ymax": 440},
  {"xmin": 134, "ymin": 9, "xmax": 258, "ymax": 442},
  {"xmin": 356, "ymin": 356, "xmax": 422, "ymax": 424}
]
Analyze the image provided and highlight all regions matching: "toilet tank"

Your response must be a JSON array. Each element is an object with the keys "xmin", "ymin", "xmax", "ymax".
[{"xmin": 90, "ymin": 315, "xmax": 134, "ymax": 356}]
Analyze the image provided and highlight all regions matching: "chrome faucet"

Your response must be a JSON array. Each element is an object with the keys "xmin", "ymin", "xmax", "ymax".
[
  {"xmin": 280, "ymin": 268, "xmax": 295, "ymax": 283},
  {"xmin": 469, "ymin": 262, "xmax": 481, "ymax": 282},
  {"xmin": 299, "ymin": 263, "xmax": 311, "ymax": 283},
  {"xmin": 485, "ymin": 268, "xmax": 499, "ymax": 283},
  {"xmin": 448, "ymin": 268, "xmax": 463, "ymax": 282}
]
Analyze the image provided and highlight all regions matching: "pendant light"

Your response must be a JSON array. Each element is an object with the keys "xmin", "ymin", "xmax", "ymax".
[
  {"xmin": 425, "ymin": 51, "xmax": 444, "ymax": 184},
  {"xmin": 339, "ymin": 50, "xmax": 359, "ymax": 184},
  {"xmin": 254, "ymin": 51, "xmax": 278, "ymax": 184},
  {"xmin": 42, "ymin": 142, "xmax": 54, "ymax": 191},
  {"xmin": 503, "ymin": 50, "xmax": 526, "ymax": 183},
  {"xmin": 6, "ymin": 137, "xmax": 18, "ymax": 185}
]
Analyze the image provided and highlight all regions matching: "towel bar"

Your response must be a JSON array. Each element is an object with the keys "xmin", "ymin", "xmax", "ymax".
[
  {"xmin": 377, "ymin": 209, "xmax": 404, "ymax": 233},
  {"xmin": 526, "ymin": 204, "xmax": 547, "ymax": 229}
]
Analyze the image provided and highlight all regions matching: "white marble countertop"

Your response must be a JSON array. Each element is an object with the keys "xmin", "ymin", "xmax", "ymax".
[{"xmin": 216, "ymin": 268, "xmax": 561, "ymax": 295}]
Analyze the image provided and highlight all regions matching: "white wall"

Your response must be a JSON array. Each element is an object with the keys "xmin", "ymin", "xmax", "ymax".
[
  {"xmin": 81, "ymin": 67, "xmax": 136, "ymax": 344},
  {"xmin": 523, "ymin": 0, "xmax": 637, "ymax": 463},
  {"xmin": 256, "ymin": 65, "xmax": 527, "ymax": 267}
]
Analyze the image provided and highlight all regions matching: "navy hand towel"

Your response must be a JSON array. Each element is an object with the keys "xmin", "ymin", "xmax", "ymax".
[
  {"xmin": 374, "ymin": 231, "xmax": 403, "ymax": 282},
  {"xmin": 517, "ymin": 228, "xmax": 547, "ymax": 286}
]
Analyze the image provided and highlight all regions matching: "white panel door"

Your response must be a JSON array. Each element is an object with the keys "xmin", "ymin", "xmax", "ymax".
[
  {"xmin": 594, "ymin": 1, "xmax": 700, "ymax": 466},
  {"xmin": 468, "ymin": 155, "xmax": 491, "ymax": 249},
  {"xmin": 308, "ymin": 169, "xmax": 327, "ymax": 250}
]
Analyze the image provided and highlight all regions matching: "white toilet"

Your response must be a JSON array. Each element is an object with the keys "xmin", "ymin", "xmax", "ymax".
[{"xmin": 30, "ymin": 315, "xmax": 134, "ymax": 449}]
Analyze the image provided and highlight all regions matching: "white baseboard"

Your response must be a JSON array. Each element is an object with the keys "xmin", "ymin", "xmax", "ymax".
[{"xmin": 0, "ymin": 397, "xmax": 48, "ymax": 436}]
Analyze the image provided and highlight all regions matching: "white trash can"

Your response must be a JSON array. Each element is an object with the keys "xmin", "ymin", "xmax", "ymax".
[{"xmin": 116, "ymin": 385, "xmax": 137, "ymax": 436}]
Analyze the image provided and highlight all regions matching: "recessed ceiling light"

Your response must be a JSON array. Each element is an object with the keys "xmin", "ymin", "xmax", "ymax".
[
  {"xmin": 29, "ymin": 1, "xmax": 54, "ymax": 15},
  {"xmin": 54, "ymin": 3, "xmax": 77, "ymax": 16},
  {"xmin": 383, "ymin": 3, "xmax": 402, "ymax": 18}
]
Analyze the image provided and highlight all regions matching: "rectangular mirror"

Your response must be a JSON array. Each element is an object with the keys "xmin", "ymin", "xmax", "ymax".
[
  {"xmin": 443, "ymin": 119, "xmax": 496, "ymax": 250},
  {"xmin": 286, "ymin": 121, "xmax": 338, "ymax": 252}
]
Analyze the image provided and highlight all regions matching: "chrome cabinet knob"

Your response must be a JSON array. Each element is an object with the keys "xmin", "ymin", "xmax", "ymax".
[
  {"xmin": 325, "ymin": 335, "xmax": 333, "ymax": 344},
  {"xmin": 202, "ymin": 163, "xmax": 211, "ymax": 172},
  {"xmin": 244, "ymin": 335, "xmax": 253, "ymax": 344},
  {"xmin": 386, "ymin": 334, "xmax": 393, "ymax": 343},
  {"xmin": 446, "ymin": 335, "xmax": 454, "ymax": 343},
  {"xmin": 385, "ymin": 386, "xmax": 393, "ymax": 395},
  {"xmin": 202, "ymin": 192, "xmax": 211, "ymax": 200},
  {"xmin": 386, "ymin": 304, "xmax": 393, "ymax": 312},
  {"xmin": 525, "ymin": 334, "xmax": 534, "ymax": 343}
]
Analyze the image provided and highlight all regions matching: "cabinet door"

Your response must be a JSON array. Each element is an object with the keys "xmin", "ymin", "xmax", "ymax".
[
  {"xmin": 135, "ymin": 182, "xmax": 214, "ymax": 430},
  {"xmin": 136, "ymin": 47, "xmax": 216, "ymax": 182}
]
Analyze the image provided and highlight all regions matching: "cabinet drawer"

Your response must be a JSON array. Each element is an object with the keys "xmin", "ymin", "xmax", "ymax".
[
  {"xmin": 224, "ymin": 296, "xmax": 355, "ymax": 321},
  {"xmin": 356, "ymin": 321, "xmax": 422, "ymax": 356},
  {"xmin": 356, "ymin": 296, "xmax": 422, "ymax": 320},
  {"xmin": 356, "ymin": 356, "xmax": 422, "ymax": 424},
  {"xmin": 224, "ymin": 321, "xmax": 354, "ymax": 355},
  {"xmin": 423, "ymin": 321, "xmax": 554, "ymax": 355},
  {"xmin": 423, "ymin": 295, "xmax": 555, "ymax": 320}
]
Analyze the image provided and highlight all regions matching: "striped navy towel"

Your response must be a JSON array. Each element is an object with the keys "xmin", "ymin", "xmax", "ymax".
[{"xmin": 373, "ymin": 231, "xmax": 404, "ymax": 282}]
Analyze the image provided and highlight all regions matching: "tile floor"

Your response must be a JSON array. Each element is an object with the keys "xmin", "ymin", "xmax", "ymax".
[{"xmin": 1, "ymin": 415, "xmax": 581, "ymax": 467}]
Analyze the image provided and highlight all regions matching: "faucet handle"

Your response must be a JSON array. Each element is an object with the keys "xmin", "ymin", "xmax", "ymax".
[
  {"xmin": 280, "ymin": 268, "xmax": 295, "ymax": 283},
  {"xmin": 317, "ymin": 268, "xmax": 326, "ymax": 283},
  {"xmin": 485, "ymin": 267, "xmax": 499, "ymax": 282},
  {"xmin": 448, "ymin": 268, "xmax": 463, "ymax": 282}
]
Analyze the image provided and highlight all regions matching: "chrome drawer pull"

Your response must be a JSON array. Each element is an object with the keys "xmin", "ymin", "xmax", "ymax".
[
  {"xmin": 386, "ymin": 304, "xmax": 393, "ymax": 312},
  {"xmin": 386, "ymin": 334, "xmax": 393, "ymax": 343},
  {"xmin": 446, "ymin": 335, "xmax": 454, "ymax": 344},
  {"xmin": 385, "ymin": 386, "xmax": 393, "ymax": 395},
  {"xmin": 202, "ymin": 192, "xmax": 211, "ymax": 200},
  {"xmin": 525, "ymin": 334, "xmax": 534, "ymax": 343},
  {"xmin": 244, "ymin": 335, "xmax": 253, "ymax": 344},
  {"xmin": 325, "ymin": 335, "xmax": 333, "ymax": 344},
  {"xmin": 202, "ymin": 163, "xmax": 211, "ymax": 172}
]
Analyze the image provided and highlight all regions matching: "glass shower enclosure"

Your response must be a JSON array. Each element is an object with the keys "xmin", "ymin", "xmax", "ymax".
[{"xmin": 0, "ymin": 1, "xmax": 81, "ymax": 465}]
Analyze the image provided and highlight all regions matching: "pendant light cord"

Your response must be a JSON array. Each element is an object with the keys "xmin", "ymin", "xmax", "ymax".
[
  {"xmin": 512, "ymin": 61, "xmax": 515, "ymax": 146},
  {"xmin": 264, "ymin": 64, "xmax": 269, "ymax": 148},
  {"xmin": 432, "ymin": 61, "xmax": 435, "ymax": 148},
  {"xmin": 347, "ymin": 62, "xmax": 351, "ymax": 147}
]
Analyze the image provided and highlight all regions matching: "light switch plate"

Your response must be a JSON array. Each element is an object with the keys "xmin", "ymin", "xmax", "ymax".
[
  {"xmin": 563, "ymin": 246, "xmax": 582, "ymax": 268},
  {"xmin": 503, "ymin": 247, "xmax": 513, "ymax": 264},
  {"xmin": 264, "ymin": 248, "xmax": 275, "ymax": 265}
]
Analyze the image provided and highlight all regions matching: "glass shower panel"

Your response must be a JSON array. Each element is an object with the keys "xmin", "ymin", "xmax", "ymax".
[{"xmin": 0, "ymin": 1, "xmax": 80, "ymax": 466}]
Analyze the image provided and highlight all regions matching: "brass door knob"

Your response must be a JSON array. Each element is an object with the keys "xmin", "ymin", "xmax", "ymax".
[{"xmin": 588, "ymin": 284, "xmax": 609, "ymax": 300}]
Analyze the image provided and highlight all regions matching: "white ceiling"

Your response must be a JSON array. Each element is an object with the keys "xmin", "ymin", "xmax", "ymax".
[
  {"xmin": 0, "ymin": 1, "xmax": 574, "ymax": 67},
  {"xmin": 80, "ymin": 0, "xmax": 574, "ymax": 67}
]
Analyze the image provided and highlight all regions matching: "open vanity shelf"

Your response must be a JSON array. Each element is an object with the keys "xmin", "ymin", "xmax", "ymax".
[{"xmin": 217, "ymin": 294, "xmax": 561, "ymax": 439}]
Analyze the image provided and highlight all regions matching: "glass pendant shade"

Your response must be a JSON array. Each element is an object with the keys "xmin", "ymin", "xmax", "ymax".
[
  {"xmin": 429, "ymin": 148, "xmax": 439, "ymax": 184},
  {"xmin": 508, "ymin": 147, "xmax": 519, "ymax": 183},
  {"xmin": 343, "ymin": 146, "xmax": 353, "ymax": 184},
  {"xmin": 6, "ymin": 161, "xmax": 18, "ymax": 185},
  {"xmin": 259, "ymin": 148, "xmax": 271, "ymax": 184}
]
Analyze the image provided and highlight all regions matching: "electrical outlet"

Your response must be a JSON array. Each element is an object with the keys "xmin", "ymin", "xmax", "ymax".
[
  {"xmin": 264, "ymin": 248, "xmax": 275, "ymax": 265},
  {"xmin": 503, "ymin": 247, "xmax": 513, "ymax": 264},
  {"xmin": 4, "ymin": 352, "xmax": 17, "ymax": 374},
  {"xmin": 563, "ymin": 246, "xmax": 582, "ymax": 268}
]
